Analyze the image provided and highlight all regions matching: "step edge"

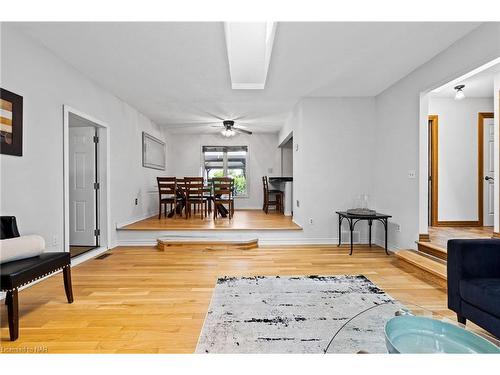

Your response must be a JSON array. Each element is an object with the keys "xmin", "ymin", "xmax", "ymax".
[{"xmin": 396, "ymin": 250, "xmax": 447, "ymax": 279}]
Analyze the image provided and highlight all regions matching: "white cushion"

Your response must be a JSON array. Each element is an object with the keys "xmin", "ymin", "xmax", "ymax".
[{"xmin": 0, "ymin": 235, "xmax": 45, "ymax": 263}]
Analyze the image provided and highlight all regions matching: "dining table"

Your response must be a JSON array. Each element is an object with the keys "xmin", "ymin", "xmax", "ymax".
[{"xmin": 166, "ymin": 183, "xmax": 230, "ymax": 218}]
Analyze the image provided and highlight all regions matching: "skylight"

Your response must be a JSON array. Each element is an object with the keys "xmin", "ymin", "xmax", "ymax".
[{"xmin": 224, "ymin": 22, "xmax": 277, "ymax": 89}]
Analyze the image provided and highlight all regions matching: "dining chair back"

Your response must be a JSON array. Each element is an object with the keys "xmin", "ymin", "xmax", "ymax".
[
  {"xmin": 184, "ymin": 177, "xmax": 207, "ymax": 219},
  {"xmin": 212, "ymin": 177, "xmax": 234, "ymax": 220},
  {"xmin": 157, "ymin": 177, "xmax": 178, "ymax": 219}
]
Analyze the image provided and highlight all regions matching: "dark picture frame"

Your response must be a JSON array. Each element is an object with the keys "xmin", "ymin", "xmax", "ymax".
[
  {"xmin": 0, "ymin": 88, "xmax": 23, "ymax": 156},
  {"xmin": 142, "ymin": 131, "xmax": 166, "ymax": 170}
]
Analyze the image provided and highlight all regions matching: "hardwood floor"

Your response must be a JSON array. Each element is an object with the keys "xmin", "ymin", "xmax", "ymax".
[
  {"xmin": 0, "ymin": 244, "xmax": 454, "ymax": 353},
  {"xmin": 122, "ymin": 209, "xmax": 302, "ymax": 231},
  {"xmin": 428, "ymin": 226, "xmax": 494, "ymax": 249}
]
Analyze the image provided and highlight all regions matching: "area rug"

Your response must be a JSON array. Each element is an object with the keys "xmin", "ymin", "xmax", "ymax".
[{"xmin": 195, "ymin": 275, "xmax": 405, "ymax": 353}]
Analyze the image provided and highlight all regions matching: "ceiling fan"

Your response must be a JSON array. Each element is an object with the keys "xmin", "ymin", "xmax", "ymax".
[{"xmin": 216, "ymin": 120, "xmax": 253, "ymax": 137}]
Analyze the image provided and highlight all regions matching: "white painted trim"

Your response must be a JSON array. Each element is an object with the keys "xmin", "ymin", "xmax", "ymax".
[
  {"xmin": 63, "ymin": 105, "xmax": 111, "ymax": 255},
  {"xmin": 115, "ymin": 237, "xmax": 376, "ymax": 247},
  {"xmin": 70, "ymin": 246, "xmax": 110, "ymax": 267},
  {"xmin": 231, "ymin": 83, "xmax": 265, "ymax": 90},
  {"xmin": 115, "ymin": 210, "xmax": 159, "ymax": 229}
]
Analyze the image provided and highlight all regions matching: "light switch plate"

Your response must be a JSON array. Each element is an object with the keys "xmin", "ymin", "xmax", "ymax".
[{"xmin": 408, "ymin": 170, "xmax": 416, "ymax": 179}]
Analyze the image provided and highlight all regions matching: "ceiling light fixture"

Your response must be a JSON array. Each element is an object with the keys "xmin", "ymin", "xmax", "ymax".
[
  {"xmin": 221, "ymin": 128, "xmax": 235, "ymax": 138},
  {"xmin": 454, "ymin": 85, "xmax": 465, "ymax": 100}
]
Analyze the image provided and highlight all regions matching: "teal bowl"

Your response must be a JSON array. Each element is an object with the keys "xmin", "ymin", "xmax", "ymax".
[{"xmin": 385, "ymin": 316, "xmax": 500, "ymax": 354}]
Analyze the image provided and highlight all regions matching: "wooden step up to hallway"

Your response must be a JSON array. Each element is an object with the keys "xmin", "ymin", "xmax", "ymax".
[
  {"xmin": 157, "ymin": 237, "xmax": 259, "ymax": 251},
  {"xmin": 395, "ymin": 250, "xmax": 447, "ymax": 287},
  {"xmin": 416, "ymin": 241, "xmax": 447, "ymax": 260}
]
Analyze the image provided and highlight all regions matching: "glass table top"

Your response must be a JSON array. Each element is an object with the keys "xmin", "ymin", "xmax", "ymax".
[{"xmin": 325, "ymin": 300, "xmax": 500, "ymax": 353}]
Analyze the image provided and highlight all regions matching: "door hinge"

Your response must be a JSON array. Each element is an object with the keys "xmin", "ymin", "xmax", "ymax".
[
  {"xmin": 94, "ymin": 182, "xmax": 100, "ymax": 190},
  {"xmin": 93, "ymin": 135, "xmax": 99, "ymax": 143},
  {"xmin": 94, "ymin": 229, "xmax": 100, "ymax": 236}
]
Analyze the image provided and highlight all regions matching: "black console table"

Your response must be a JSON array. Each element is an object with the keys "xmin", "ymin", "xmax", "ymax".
[{"xmin": 336, "ymin": 211, "xmax": 392, "ymax": 255}]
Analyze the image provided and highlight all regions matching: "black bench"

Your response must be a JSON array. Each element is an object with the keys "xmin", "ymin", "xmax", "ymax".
[{"xmin": 1, "ymin": 216, "xmax": 73, "ymax": 341}]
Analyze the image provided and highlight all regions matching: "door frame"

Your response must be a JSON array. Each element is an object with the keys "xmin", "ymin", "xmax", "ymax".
[
  {"xmin": 428, "ymin": 113, "xmax": 490, "ymax": 227},
  {"xmin": 478, "ymin": 112, "xmax": 494, "ymax": 227},
  {"xmin": 63, "ymin": 105, "xmax": 110, "ymax": 254}
]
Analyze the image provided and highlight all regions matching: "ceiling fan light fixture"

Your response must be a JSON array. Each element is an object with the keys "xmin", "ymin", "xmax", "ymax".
[{"xmin": 454, "ymin": 84, "xmax": 465, "ymax": 100}]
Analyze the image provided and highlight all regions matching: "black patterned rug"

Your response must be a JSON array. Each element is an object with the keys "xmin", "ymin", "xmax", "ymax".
[{"xmin": 196, "ymin": 275, "xmax": 404, "ymax": 353}]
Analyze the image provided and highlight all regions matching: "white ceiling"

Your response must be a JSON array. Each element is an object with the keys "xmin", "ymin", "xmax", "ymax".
[
  {"xmin": 430, "ymin": 62, "xmax": 500, "ymax": 98},
  {"xmin": 11, "ymin": 22, "xmax": 481, "ymax": 134}
]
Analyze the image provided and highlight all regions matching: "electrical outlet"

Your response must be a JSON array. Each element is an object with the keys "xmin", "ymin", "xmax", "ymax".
[
  {"xmin": 395, "ymin": 224, "xmax": 401, "ymax": 232},
  {"xmin": 296, "ymin": 200, "xmax": 300, "ymax": 208},
  {"xmin": 52, "ymin": 235, "xmax": 58, "ymax": 246},
  {"xmin": 408, "ymin": 170, "xmax": 416, "ymax": 179},
  {"xmin": 135, "ymin": 198, "xmax": 138, "ymax": 205},
  {"xmin": 309, "ymin": 218, "xmax": 313, "ymax": 225}
]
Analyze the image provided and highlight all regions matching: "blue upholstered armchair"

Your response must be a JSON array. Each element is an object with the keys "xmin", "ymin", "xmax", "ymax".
[{"xmin": 447, "ymin": 239, "xmax": 500, "ymax": 338}]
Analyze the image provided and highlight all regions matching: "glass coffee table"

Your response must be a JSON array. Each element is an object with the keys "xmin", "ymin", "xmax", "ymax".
[{"xmin": 325, "ymin": 300, "xmax": 500, "ymax": 353}]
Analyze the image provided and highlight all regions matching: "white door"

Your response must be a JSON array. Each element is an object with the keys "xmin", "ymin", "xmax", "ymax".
[
  {"xmin": 69, "ymin": 126, "xmax": 97, "ymax": 245},
  {"xmin": 483, "ymin": 117, "xmax": 495, "ymax": 226}
]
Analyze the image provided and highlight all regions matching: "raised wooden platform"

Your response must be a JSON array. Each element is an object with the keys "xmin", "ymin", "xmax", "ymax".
[
  {"xmin": 416, "ymin": 241, "xmax": 447, "ymax": 261},
  {"xmin": 398, "ymin": 226, "xmax": 496, "ymax": 286},
  {"xmin": 395, "ymin": 250, "xmax": 447, "ymax": 288},
  {"xmin": 428, "ymin": 226, "xmax": 493, "ymax": 249},
  {"xmin": 157, "ymin": 237, "xmax": 258, "ymax": 251},
  {"xmin": 121, "ymin": 210, "xmax": 302, "ymax": 231}
]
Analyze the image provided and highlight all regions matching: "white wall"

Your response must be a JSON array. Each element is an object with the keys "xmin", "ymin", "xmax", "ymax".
[
  {"xmin": 0, "ymin": 25, "xmax": 165, "ymax": 250},
  {"xmin": 373, "ymin": 23, "xmax": 500, "ymax": 250},
  {"xmin": 429, "ymin": 97, "xmax": 493, "ymax": 221},
  {"xmin": 287, "ymin": 97, "xmax": 376, "ymax": 241},
  {"xmin": 280, "ymin": 138, "xmax": 293, "ymax": 176},
  {"xmin": 164, "ymin": 131, "xmax": 280, "ymax": 209}
]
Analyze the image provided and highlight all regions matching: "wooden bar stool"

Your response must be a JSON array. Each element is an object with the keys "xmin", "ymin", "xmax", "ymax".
[{"xmin": 262, "ymin": 176, "xmax": 283, "ymax": 214}]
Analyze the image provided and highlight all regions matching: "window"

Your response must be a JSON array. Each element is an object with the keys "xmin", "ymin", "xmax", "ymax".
[{"xmin": 203, "ymin": 146, "xmax": 248, "ymax": 197}]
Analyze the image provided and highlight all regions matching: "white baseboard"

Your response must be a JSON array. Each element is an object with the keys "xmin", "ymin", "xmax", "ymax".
[
  {"xmin": 115, "ymin": 237, "xmax": 377, "ymax": 247},
  {"xmin": 115, "ymin": 210, "xmax": 158, "ymax": 229},
  {"xmin": 71, "ymin": 246, "xmax": 110, "ymax": 266}
]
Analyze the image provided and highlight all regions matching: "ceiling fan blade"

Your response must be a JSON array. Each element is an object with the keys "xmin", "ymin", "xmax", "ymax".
[
  {"xmin": 233, "ymin": 127, "xmax": 253, "ymax": 135},
  {"xmin": 231, "ymin": 115, "xmax": 246, "ymax": 121},
  {"xmin": 166, "ymin": 122, "xmax": 219, "ymax": 128},
  {"xmin": 201, "ymin": 110, "xmax": 225, "ymax": 121}
]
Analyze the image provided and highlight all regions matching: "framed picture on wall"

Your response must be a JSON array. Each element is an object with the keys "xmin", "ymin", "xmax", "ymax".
[
  {"xmin": 0, "ymin": 88, "xmax": 23, "ymax": 156},
  {"xmin": 142, "ymin": 131, "xmax": 166, "ymax": 170}
]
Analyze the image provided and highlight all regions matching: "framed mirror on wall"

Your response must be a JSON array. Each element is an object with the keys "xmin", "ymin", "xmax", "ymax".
[{"xmin": 142, "ymin": 131, "xmax": 165, "ymax": 170}]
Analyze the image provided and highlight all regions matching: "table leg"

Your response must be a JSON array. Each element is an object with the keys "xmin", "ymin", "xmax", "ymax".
[
  {"xmin": 384, "ymin": 219, "xmax": 389, "ymax": 255},
  {"xmin": 338, "ymin": 215, "xmax": 342, "ymax": 247},
  {"xmin": 349, "ymin": 218, "xmax": 354, "ymax": 256},
  {"xmin": 368, "ymin": 220, "xmax": 372, "ymax": 247}
]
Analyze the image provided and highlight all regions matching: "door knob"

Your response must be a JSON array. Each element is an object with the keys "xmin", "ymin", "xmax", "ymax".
[{"xmin": 485, "ymin": 176, "xmax": 494, "ymax": 181}]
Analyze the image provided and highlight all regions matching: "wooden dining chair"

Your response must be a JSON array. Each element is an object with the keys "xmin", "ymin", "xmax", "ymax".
[
  {"xmin": 157, "ymin": 177, "xmax": 178, "ymax": 219},
  {"xmin": 184, "ymin": 177, "xmax": 208, "ymax": 219},
  {"xmin": 212, "ymin": 177, "xmax": 234, "ymax": 220},
  {"xmin": 262, "ymin": 176, "xmax": 283, "ymax": 214}
]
